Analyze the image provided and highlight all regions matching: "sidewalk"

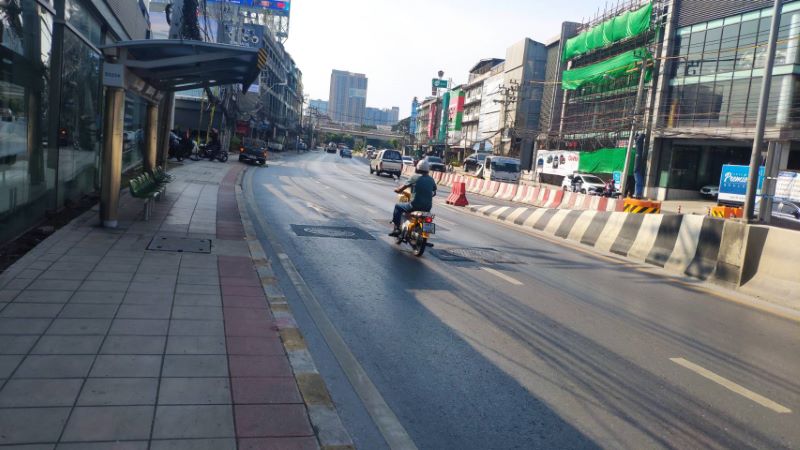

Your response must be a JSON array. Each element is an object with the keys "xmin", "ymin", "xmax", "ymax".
[{"xmin": 0, "ymin": 160, "xmax": 330, "ymax": 449}]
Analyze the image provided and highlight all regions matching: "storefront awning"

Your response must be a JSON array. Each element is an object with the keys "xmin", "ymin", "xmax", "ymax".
[{"xmin": 100, "ymin": 40, "xmax": 266, "ymax": 94}]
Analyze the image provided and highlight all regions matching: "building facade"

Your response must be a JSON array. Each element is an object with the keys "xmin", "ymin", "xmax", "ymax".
[
  {"xmin": 365, "ymin": 106, "xmax": 400, "ymax": 127},
  {"xmin": 309, "ymin": 99, "xmax": 328, "ymax": 116},
  {"xmin": 329, "ymin": 70, "xmax": 368, "ymax": 125},
  {"xmin": 461, "ymin": 59, "xmax": 505, "ymax": 154},
  {"xmin": 0, "ymin": 0, "xmax": 150, "ymax": 244}
]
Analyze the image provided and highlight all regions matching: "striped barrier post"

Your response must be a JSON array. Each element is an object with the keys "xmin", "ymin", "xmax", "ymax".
[
  {"xmin": 481, "ymin": 181, "xmax": 501, "ymax": 197},
  {"xmin": 559, "ymin": 192, "xmax": 575, "ymax": 209},
  {"xmin": 495, "ymin": 183, "xmax": 517, "ymax": 200},
  {"xmin": 522, "ymin": 187, "xmax": 540, "ymax": 205},
  {"xmin": 446, "ymin": 180, "xmax": 469, "ymax": 206},
  {"xmin": 512, "ymin": 185, "xmax": 530, "ymax": 203},
  {"xmin": 623, "ymin": 198, "xmax": 662, "ymax": 214},
  {"xmin": 542, "ymin": 189, "xmax": 564, "ymax": 208},
  {"xmin": 711, "ymin": 205, "xmax": 743, "ymax": 218}
]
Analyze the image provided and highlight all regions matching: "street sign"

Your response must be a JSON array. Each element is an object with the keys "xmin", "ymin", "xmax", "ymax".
[{"xmin": 432, "ymin": 79, "xmax": 448, "ymax": 89}]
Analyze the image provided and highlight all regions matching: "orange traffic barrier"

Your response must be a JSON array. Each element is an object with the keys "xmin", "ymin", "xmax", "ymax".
[
  {"xmin": 447, "ymin": 181, "xmax": 469, "ymax": 207},
  {"xmin": 623, "ymin": 198, "xmax": 661, "ymax": 214},
  {"xmin": 711, "ymin": 205, "xmax": 743, "ymax": 219}
]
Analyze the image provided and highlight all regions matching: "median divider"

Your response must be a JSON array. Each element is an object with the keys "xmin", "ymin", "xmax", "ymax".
[
  {"xmin": 494, "ymin": 183, "xmax": 518, "ymax": 200},
  {"xmin": 623, "ymin": 198, "xmax": 662, "ymax": 214},
  {"xmin": 480, "ymin": 181, "xmax": 502, "ymax": 197}
]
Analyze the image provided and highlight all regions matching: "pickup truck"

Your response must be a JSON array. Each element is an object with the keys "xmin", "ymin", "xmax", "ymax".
[{"xmin": 370, "ymin": 149, "xmax": 403, "ymax": 177}]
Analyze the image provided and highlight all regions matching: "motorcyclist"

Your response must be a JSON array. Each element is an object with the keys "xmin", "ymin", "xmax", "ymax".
[
  {"xmin": 206, "ymin": 128, "xmax": 221, "ymax": 161},
  {"xmin": 390, "ymin": 160, "xmax": 437, "ymax": 237}
]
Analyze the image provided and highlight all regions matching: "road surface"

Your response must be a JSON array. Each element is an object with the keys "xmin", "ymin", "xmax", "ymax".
[{"xmin": 241, "ymin": 151, "xmax": 799, "ymax": 449}]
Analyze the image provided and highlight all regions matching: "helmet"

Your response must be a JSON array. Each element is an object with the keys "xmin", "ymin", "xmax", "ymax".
[{"xmin": 416, "ymin": 160, "xmax": 430, "ymax": 172}]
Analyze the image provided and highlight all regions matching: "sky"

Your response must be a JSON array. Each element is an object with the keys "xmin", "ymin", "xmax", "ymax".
[{"xmin": 284, "ymin": 0, "xmax": 604, "ymax": 118}]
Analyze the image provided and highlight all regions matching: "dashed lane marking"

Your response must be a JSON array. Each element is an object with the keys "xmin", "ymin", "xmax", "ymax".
[
  {"xmin": 670, "ymin": 357, "xmax": 792, "ymax": 414},
  {"xmin": 481, "ymin": 267, "xmax": 523, "ymax": 286}
]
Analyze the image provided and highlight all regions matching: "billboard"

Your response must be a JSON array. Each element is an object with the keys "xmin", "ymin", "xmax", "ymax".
[
  {"xmin": 718, "ymin": 165, "xmax": 765, "ymax": 204},
  {"xmin": 427, "ymin": 103, "xmax": 437, "ymax": 139},
  {"xmin": 438, "ymin": 92, "xmax": 450, "ymax": 143},
  {"xmin": 447, "ymin": 89, "xmax": 465, "ymax": 132},
  {"xmin": 775, "ymin": 171, "xmax": 800, "ymax": 202},
  {"xmin": 536, "ymin": 150, "xmax": 580, "ymax": 177},
  {"xmin": 206, "ymin": 0, "xmax": 290, "ymax": 16},
  {"xmin": 410, "ymin": 98, "xmax": 419, "ymax": 136}
]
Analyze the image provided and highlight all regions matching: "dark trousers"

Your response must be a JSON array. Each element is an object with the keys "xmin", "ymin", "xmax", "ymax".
[{"xmin": 392, "ymin": 202, "xmax": 413, "ymax": 227}]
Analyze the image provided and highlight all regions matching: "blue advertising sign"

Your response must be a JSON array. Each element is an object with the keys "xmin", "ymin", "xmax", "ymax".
[
  {"xmin": 718, "ymin": 164, "xmax": 765, "ymax": 204},
  {"xmin": 206, "ymin": 0, "xmax": 290, "ymax": 15},
  {"xmin": 613, "ymin": 171, "xmax": 621, "ymax": 185},
  {"xmin": 409, "ymin": 98, "xmax": 419, "ymax": 136}
]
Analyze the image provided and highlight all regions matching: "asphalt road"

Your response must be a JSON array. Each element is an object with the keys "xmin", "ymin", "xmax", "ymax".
[{"xmin": 243, "ymin": 151, "xmax": 800, "ymax": 450}]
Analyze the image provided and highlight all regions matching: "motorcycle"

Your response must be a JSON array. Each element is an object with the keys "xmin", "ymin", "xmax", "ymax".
[
  {"xmin": 168, "ymin": 133, "xmax": 194, "ymax": 161},
  {"xmin": 394, "ymin": 189, "xmax": 435, "ymax": 257},
  {"xmin": 198, "ymin": 143, "xmax": 228, "ymax": 162}
]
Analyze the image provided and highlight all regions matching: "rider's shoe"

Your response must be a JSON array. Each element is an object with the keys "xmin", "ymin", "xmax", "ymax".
[{"xmin": 388, "ymin": 227, "xmax": 400, "ymax": 237}]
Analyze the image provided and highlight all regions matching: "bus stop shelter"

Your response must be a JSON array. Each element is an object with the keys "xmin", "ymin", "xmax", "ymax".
[{"xmin": 98, "ymin": 40, "xmax": 266, "ymax": 227}]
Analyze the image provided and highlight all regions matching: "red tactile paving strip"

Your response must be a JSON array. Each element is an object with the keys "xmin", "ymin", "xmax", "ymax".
[{"xmin": 216, "ymin": 166, "xmax": 315, "ymax": 446}]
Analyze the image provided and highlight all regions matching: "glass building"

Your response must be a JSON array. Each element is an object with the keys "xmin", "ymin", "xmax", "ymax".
[
  {"xmin": 0, "ymin": 0, "xmax": 149, "ymax": 244},
  {"xmin": 650, "ymin": 0, "xmax": 800, "ymax": 199}
]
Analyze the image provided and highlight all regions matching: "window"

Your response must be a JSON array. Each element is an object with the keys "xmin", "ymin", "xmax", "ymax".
[
  {"xmin": 702, "ymin": 27, "xmax": 722, "ymax": 75},
  {"xmin": 753, "ymin": 17, "xmax": 772, "ymax": 69},
  {"xmin": 744, "ymin": 77, "xmax": 762, "ymax": 127},
  {"xmin": 687, "ymin": 30, "xmax": 705, "ymax": 76},
  {"xmin": 694, "ymin": 82, "xmax": 716, "ymax": 127},
  {"xmin": 735, "ymin": 20, "xmax": 759, "ymax": 71},
  {"xmin": 123, "ymin": 94, "xmax": 148, "ymax": 172},
  {"xmin": 776, "ymin": 10, "xmax": 800, "ymax": 65},
  {"xmin": 65, "ymin": 0, "xmax": 102, "ymax": 46},
  {"xmin": 674, "ymin": 33, "xmax": 690, "ymax": 78},
  {"xmin": 712, "ymin": 78, "xmax": 732, "ymax": 127},
  {"xmin": 717, "ymin": 23, "xmax": 740, "ymax": 73}
]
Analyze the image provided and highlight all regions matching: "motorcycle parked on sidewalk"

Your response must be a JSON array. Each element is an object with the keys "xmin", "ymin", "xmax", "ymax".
[
  {"xmin": 198, "ymin": 143, "xmax": 228, "ymax": 162},
  {"xmin": 394, "ymin": 189, "xmax": 435, "ymax": 257}
]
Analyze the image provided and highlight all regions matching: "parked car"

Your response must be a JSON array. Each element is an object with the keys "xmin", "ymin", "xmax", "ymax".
[
  {"xmin": 463, "ymin": 152, "xmax": 488, "ymax": 172},
  {"xmin": 422, "ymin": 156, "xmax": 446, "ymax": 172},
  {"xmin": 402, "ymin": 156, "xmax": 414, "ymax": 167},
  {"xmin": 238, "ymin": 142, "xmax": 267, "ymax": 165},
  {"xmin": 700, "ymin": 185, "xmax": 719, "ymax": 198},
  {"xmin": 772, "ymin": 200, "xmax": 800, "ymax": 229},
  {"xmin": 478, "ymin": 156, "xmax": 520, "ymax": 182},
  {"xmin": 340, "ymin": 147, "xmax": 352, "ymax": 158},
  {"xmin": 562, "ymin": 173, "xmax": 606, "ymax": 195},
  {"xmin": 326, "ymin": 144, "xmax": 337, "ymax": 153},
  {"xmin": 370, "ymin": 149, "xmax": 403, "ymax": 177}
]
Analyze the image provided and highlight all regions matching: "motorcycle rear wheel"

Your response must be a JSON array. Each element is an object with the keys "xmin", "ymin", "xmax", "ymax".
[{"xmin": 412, "ymin": 233, "xmax": 427, "ymax": 257}]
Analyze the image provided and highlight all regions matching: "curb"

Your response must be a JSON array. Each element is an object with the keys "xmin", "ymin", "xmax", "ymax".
[{"xmin": 234, "ymin": 169, "xmax": 355, "ymax": 450}]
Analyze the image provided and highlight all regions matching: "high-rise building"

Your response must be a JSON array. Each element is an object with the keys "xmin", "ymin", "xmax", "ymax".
[
  {"xmin": 309, "ymin": 99, "xmax": 329, "ymax": 116},
  {"xmin": 329, "ymin": 70, "xmax": 368, "ymax": 124},
  {"xmin": 365, "ymin": 107, "xmax": 400, "ymax": 126}
]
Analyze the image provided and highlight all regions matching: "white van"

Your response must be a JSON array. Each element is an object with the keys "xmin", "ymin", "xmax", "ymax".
[{"xmin": 478, "ymin": 156, "xmax": 521, "ymax": 183}]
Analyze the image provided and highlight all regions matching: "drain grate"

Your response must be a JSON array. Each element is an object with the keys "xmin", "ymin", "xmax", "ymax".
[
  {"xmin": 290, "ymin": 225, "xmax": 375, "ymax": 240},
  {"xmin": 432, "ymin": 247, "xmax": 521, "ymax": 264},
  {"xmin": 147, "ymin": 236, "xmax": 212, "ymax": 253}
]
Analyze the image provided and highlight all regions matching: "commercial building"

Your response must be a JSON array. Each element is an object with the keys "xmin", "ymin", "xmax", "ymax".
[
  {"xmin": 365, "ymin": 106, "xmax": 400, "ymax": 127},
  {"xmin": 648, "ymin": 0, "xmax": 800, "ymax": 199},
  {"xmin": 329, "ymin": 70, "xmax": 368, "ymax": 125},
  {"xmin": 461, "ymin": 59, "xmax": 505, "ymax": 154},
  {"xmin": 309, "ymin": 99, "xmax": 329, "ymax": 116},
  {"xmin": 0, "ymin": 0, "xmax": 150, "ymax": 244}
]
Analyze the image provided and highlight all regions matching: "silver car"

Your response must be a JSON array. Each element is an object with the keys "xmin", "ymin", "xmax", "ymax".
[{"xmin": 772, "ymin": 200, "xmax": 800, "ymax": 229}]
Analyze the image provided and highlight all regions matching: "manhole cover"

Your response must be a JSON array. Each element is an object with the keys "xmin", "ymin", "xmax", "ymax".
[
  {"xmin": 430, "ymin": 249, "xmax": 473, "ymax": 262},
  {"xmin": 432, "ymin": 247, "xmax": 521, "ymax": 264},
  {"xmin": 290, "ymin": 225, "xmax": 375, "ymax": 240},
  {"xmin": 147, "ymin": 236, "xmax": 212, "ymax": 253}
]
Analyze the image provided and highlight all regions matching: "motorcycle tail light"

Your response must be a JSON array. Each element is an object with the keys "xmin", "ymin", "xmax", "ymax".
[
  {"xmin": 424, "ymin": 217, "xmax": 433, "ymax": 223},
  {"xmin": 239, "ymin": 147, "xmax": 245, "ymax": 153}
]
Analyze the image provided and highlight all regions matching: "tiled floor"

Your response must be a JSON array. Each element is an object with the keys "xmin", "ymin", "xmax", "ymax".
[{"xmin": 0, "ymin": 161, "xmax": 317, "ymax": 449}]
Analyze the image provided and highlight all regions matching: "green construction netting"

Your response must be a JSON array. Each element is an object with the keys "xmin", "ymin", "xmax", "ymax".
[
  {"xmin": 563, "ymin": 2, "xmax": 652, "ymax": 62},
  {"xmin": 561, "ymin": 48, "xmax": 650, "ymax": 90},
  {"xmin": 578, "ymin": 147, "xmax": 634, "ymax": 174}
]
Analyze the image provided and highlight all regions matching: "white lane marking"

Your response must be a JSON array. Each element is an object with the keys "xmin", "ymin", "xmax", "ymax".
[
  {"xmin": 670, "ymin": 358, "xmax": 792, "ymax": 414},
  {"xmin": 481, "ymin": 267, "xmax": 523, "ymax": 286}
]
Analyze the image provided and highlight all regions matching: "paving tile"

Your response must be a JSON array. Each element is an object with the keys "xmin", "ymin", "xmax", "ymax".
[
  {"xmin": 0, "ymin": 303, "xmax": 63, "ymax": 318},
  {"xmin": 5, "ymin": 444, "xmax": 56, "ymax": 450},
  {"xmin": 0, "ymin": 379, "xmax": 83, "ymax": 407},
  {"xmin": 61, "ymin": 406, "xmax": 154, "ymax": 441},
  {"xmin": 86, "ymin": 271, "xmax": 135, "ymax": 282},
  {"xmin": 150, "ymin": 438, "xmax": 236, "ymax": 450},
  {"xmin": 117, "ymin": 304, "xmax": 172, "ymax": 319},
  {"xmin": 171, "ymin": 306, "xmax": 223, "ymax": 320},
  {"xmin": 169, "ymin": 319, "xmax": 225, "ymax": 336},
  {"xmin": 223, "ymin": 319, "xmax": 278, "ymax": 338},
  {"xmin": 131, "ymin": 274, "xmax": 177, "ymax": 285},
  {"xmin": 14, "ymin": 290, "xmax": 74, "ymax": 303},
  {"xmin": 178, "ymin": 268, "xmax": 219, "ymax": 279},
  {"xmin": 78, "ymin": 280, "xmax": 130, "ymax": 292},
  {"xmin": 47, "ymin": 318, "xmax": 112, "ymax": 335},
  {"xmin": 225, "ymin": 336, "xmax": 285, "ymax": 356},
  {"xmin": 123, "ymin": 292, "xmax": 174, "ymax": 306},
  {"xmin": 136, "ymin": 265, "xmax": 179, "ymax": 276},
  {"xmin": 162, "ymin": 355, "xmax": 228, "ymax": 377},
  {"xmin": 94, "ymin": 263, "xmax": 139, "ymax": 273},
  {"xmin": 176, "ymin": 284, "xmax": 220, "ymax": 296},
  {"xmin": 177, "ymin": 276, "xmax": 219, "ymax": 286},
  {"xmin": 101, "ymin": 335, "xmax": 166, "ymax": 355},
  {"xmin": 37, "ymin": 270, "xmax": 87, "ymax": 281},
  {"xmin": 0, "ymin": 407, "xmax": 70, "ymax": 445},
  {"xmin": 58, "ymin": 303, "xmax": 118, "ymax": 319},
  {"xmin": 4, "ymin": 278, "xmax": 33, "ymax": 290},
  {"xmin": 77, "ymin": 378, "xmax": 158, "ymax": 406},
  {"xmin": 15, "ymin": 269, "xmax": 44, "ymax": 279},
  {"xmin": 221, "ymin": 285, "xmax": 264, "ymax": 297},
  {"xmin": 222, "ymin": 296, "xmax": 267, "ymax": 309},
  {"xmin": 158, "ymin": 377, "xmax": 231, "ymax": 405},
  {"xmin": 14, "ymin": 355, "xmax": 94, "ymax": 378},
  {"xmin": 57, "ymin": 441, "xmax": 148, "ymax": 450},
  {"xmin": 68, "ymin": 291, "xmax": 125, "ymax": 304},
  {"xmin": 238, "ymin": 437, "xmax": 319, "ymax": 450},
  {"xmin": 32, "ymin": 335, "xmax": 104, "ymax": 355},
  {"xmin": 228, "ymin": 356, "xmax": 292, "ymax": 378},
  {"xmin": 109, "ymin": 319, "xmax": 169, "ymax": 336},
  {"xmin": 0, "ymin": 355, "xmax": 23, "ymax": 378},
  {"xmin": 223, "ymin": 308, "xmax": 271, "ymax": 322},
  {"xmin": 27, "ymin": 261, "xmax": 54, "ymax": 270},
  {"xmin": 173, "ymin": 294, "xmax": 221, "ymax": 306},
  {"xmin": 234, "ymin": 405, "xmax": 313, "ymax": 438},
  {"xmin": 219, "ymin": 276, "xmax": 262, "ymax": 287},
  {"xmin": 152, "ymin": 405, "xmax": 234, "ymax": 439},
  {"xmin": 90, "ymin": 355, "xmax": 162, "ymax": 377},
  {"xmin": 0, "ymin": 289, "xmax": 21, "ymax": 302},
  {"xmin": 127, "ymin": 281, "xmax": 175, "ymax": 294},
  {"xmin": 0, "ymin": 335, "xmax": 38, "ymax": 354},
  {"xmin": 231, "ymin": 377, "xmax": 302, "ymax": 404},
  {"xmin": 29, "ymin": 279, "xmax": 83, "ymax": 291},
  {"xmin": 166, "ymin": 336, "xmax": 227, "ymax": 355},
  {"xmin": 0, "ymin": 318, "xmax": 51, "ymax": 335},
  {"xmin": 49, "ymin": 262, "xmax": 96, "ymax": 272}
]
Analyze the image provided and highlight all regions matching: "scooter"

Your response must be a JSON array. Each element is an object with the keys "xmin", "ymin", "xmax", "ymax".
[
  {"xmin": 198, "ymin": 143, "xmax": 228, "ymax": 162},
  {"xmin": 394, "ymin": 190, "xmax": 435, "ymax": 257}
]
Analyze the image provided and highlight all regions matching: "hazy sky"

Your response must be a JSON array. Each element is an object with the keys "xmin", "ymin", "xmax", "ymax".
[{"xmin": 284, "ymin": 0, "xmax": 604, "ymax": 117}]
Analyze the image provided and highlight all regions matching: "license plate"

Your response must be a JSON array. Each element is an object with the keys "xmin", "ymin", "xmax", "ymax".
[{"xmin": 422, "ymin": 223, "xmax": 435, "ymax": 234}]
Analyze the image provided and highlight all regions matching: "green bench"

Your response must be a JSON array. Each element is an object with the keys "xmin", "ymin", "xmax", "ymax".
[{"xmin": 129, "ymin": 168, "xmax": 170, "ymax": 220}]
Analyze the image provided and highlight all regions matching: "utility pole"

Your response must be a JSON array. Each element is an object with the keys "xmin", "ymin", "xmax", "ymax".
[
  {"xmin": 620, "ymin": 54, "xmax": 648, "ymax": 198},
  {"xmin": 744, "ymin": 0, "xmax": 783, "ymax": 222}
]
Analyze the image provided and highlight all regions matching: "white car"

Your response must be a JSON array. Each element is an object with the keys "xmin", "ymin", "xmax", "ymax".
[
  {"xmin": 562, "ymin": 173, "xmax": 606, "ymax": 195},
  {"xmin": 700, "ymin": 185, "xmax": 719, "ymax": 198},
  {"xmin": 370, "ymin": 149, "xmax": 403, "ymax": 177},
  {"xmin": 402, "ymin": 156, "xmax": 414, "ymax": 167}
]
